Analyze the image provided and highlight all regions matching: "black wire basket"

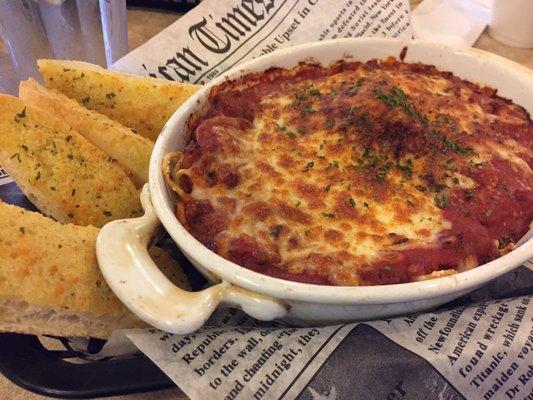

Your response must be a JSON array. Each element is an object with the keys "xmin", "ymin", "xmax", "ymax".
[{"xmin": 0, "ymin": 333, "xmax": 173, "ymax": 399}]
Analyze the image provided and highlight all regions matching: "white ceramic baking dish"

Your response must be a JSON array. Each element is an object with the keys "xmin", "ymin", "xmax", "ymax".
[{"xmin": 96, "ymin": 38, "xmax": 533, "ymax": 334}]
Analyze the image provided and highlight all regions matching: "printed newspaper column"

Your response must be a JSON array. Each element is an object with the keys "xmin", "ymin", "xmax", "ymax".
[
  {"xmin": 0, "ymin": 164, "xmax": 13, "ymax": 185},
  {"xmin": 367, "ymin": 296, "xmax": 533, "ymax": 400},
  {"xmin": 112, "ymin": 0, "xmax": 412, "ymax": 84},
  {"xmin": 126, "ymin": 308, "xmax": 356, "ymax": 400}
]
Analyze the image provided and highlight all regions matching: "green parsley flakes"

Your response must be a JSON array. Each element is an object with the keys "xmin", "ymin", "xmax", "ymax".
[
  {"xmin": 303, "ymin": 161, "xmax": 314, "ymax": 171},
  {"xmin": 434, "ymin": 193, "xmax": 450, "ymax": 209}
]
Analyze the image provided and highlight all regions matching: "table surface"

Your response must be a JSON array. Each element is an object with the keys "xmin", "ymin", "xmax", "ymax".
[{"xmin": 1, "ymin": 3, "xmax": 532, "ymax": 400}]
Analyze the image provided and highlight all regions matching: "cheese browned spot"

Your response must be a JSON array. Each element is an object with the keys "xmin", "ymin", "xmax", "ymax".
[{"xmin": 165, "ymin": 59, "xmax": 533, "ymax": 286}]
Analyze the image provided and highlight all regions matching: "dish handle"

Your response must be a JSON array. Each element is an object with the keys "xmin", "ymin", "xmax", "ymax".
[{"xmin": 96, "ymin": 185, "xmax": 288, "ymax": 334}]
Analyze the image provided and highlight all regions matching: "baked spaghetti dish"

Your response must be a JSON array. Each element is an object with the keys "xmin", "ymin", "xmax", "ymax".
[{"xmin": 163, "ymin": 58, "xmax": 533, "ymax": 286}]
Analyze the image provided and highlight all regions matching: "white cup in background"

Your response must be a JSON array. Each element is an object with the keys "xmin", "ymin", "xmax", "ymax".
[{"xmin": 488, "ymin": 0, "xmax": 533, "ymax": 48}]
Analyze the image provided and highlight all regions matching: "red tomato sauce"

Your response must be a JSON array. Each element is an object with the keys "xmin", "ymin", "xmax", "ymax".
[{"xmin": 177, "ymin": 59, "xmax": 532, "ymax": 286}]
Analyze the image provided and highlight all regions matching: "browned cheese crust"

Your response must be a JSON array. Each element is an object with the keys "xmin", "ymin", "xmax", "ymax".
[{"xmin": 165, "ymin": 59, "xmax": 532, "ymax": 286}]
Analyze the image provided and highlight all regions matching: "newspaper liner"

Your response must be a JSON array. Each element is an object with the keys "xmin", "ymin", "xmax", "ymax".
[
  {"xmin": 0, "ymin": 165, "xmax": 13, "ymax": 185},
  {"xmin": 1, "ymin": 0, "xmax": 532, "ymax": 399},
  {"xmin": 118, "ymin": 291, "xmax": 532, "ymax": 400},
  {"xmin": 112, "ymin": 0, "xmax": 412, "ymax": 84}
]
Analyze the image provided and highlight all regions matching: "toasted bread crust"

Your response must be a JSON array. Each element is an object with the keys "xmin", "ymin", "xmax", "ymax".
[
  {"xmin": 0, "ymin": 201, "xmax": 134, "ymax": 317},
  {"xmin": 38, "ymin": 59, "xmax": 199, "ymax": 141},
  {"xmin": 19, "ymin": 78, "xmax": 153, "ymax": 187},
  {"xmin": 0, "ymin": 201, "xmax": 191, "ymax": 338},
  {"xmin": 0, "ymin": 95, "xmax": 142, "ymax": 227}
]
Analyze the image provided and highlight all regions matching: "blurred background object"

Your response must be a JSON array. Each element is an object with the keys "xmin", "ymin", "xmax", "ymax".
[
  {"xmin": 0, "ymin": 0, "xmax": 128, "ymax": 94},
  {"xmin": 411, "ymin": 0, "xmax": 490, "ymax": 47},
  {"xmin": 489, "ymin": 0, "xmax": 533, "ymax": 48},
  {"xmin": 412, "ymin": 0, "xmax": 533, "ymax": 50}
]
